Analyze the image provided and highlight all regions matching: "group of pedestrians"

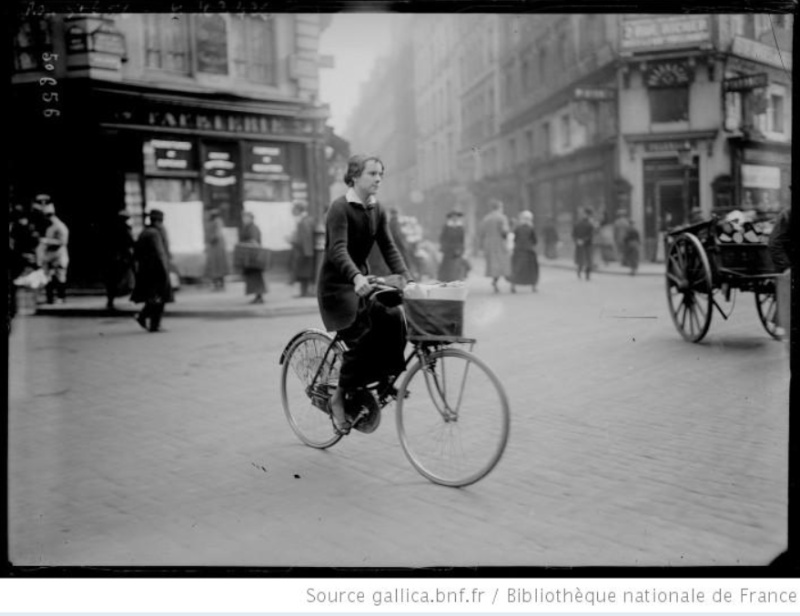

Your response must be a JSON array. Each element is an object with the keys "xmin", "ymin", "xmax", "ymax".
[{"xmin": 8, "ymin": 194, "xmax": 71, "ymax": 310}]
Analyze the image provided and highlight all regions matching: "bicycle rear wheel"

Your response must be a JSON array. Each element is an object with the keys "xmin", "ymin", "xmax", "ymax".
[
  {"xmin": 281, "ymin": 329, "xmax": 344, "ymax": 449},
  {"xmin": 396, "ymin": 347, "xmax": 510, "ymax": 487}
]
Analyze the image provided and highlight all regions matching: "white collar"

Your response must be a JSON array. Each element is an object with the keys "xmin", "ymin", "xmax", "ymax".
[{"xmin": 346, "ymin": 187, "xmax": 377, "ymax": 208}]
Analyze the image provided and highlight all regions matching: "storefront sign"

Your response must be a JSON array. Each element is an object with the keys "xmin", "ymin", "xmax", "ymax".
[
  {"xmin": 723, "ymin": 73, "xmax": 769, "ymax": 92},
  {"xmin": 203, "ymin": 149, "xmax": 236, "ymax": 186},
  {"xmin": 246, "ymin": 144, "xmax": 286, "ymax": 175},
  {"xmin": 731, "ymin": 36, "xmax": 793, "ymax": 71},
  {"xmin": 644, "ymin": 61, "xmax": 693, "ymax": 88},
  {"xmin": 621, "ymin": 15, "xmax": 710, "ymax": 51},
  {"xmin": 143, "ymin": 139, "xmax": 196, "ymax": 173},
  {"xmin": 741, "ymin": 164, "xmax": 781, "ymax": 189},
  {"xmin": 100, "ymin": 99, "xmax": 320, "ymax": 137},
  {"xmin": 644, "ymin": 140, "xmax": 696, "ymax": 153}
]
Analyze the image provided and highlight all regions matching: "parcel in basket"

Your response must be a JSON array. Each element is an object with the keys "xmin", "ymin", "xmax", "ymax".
[{"xmin": 402, "ymin": 281, "xmax": 467, "ymax": 337}]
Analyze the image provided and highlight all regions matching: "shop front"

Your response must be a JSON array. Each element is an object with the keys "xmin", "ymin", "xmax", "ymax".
[
  {"xmin": 728, "ymin": 137, "xmax": 790, "ymax": 217},
  {"xmin": 11, "ymin": 80, "xmax": 327, "ymax": 286}
]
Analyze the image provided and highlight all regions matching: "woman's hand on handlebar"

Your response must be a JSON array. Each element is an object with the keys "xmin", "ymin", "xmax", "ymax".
[{"xmin": 353, "ymin": 273, "xmax": 374, "ymax": 297}]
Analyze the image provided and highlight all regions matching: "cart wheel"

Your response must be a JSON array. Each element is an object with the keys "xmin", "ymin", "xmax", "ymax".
[
  {"xmin": 755, "ymin": 288, "xmax": 782, "ymax": 340},
  {"xmin": 665, "ymin": 233, "xmax": 713, "ymax": 343}
]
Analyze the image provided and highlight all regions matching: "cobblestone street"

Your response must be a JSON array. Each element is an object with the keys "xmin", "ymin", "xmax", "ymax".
[{"xmin": 8, "ymin": 265, "xmax": 789, "ymax": 567}]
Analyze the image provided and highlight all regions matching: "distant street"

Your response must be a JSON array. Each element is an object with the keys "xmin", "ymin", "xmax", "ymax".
[{"xmin": 8, "ymin": 266, "xmax": 789, "ymax": 567}]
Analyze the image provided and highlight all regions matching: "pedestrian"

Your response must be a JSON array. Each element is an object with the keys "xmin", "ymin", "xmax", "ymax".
[
  {"xmin": 573, "ymin": 207, "xmax": 595, "ymax": 280},
  {"xmin": 289, "ymin": 202, "xmax": 316, "ymax": 298},
  {"xmin": 768, "ymin": 205, "xmax": 793, "ymax": 273},
  {"xmin": 613, "ymin": 209, "xmax": 631, "ymax": 266},
  {"xmin": 239, "ymin": 211, "xmax": 267, "ymax": 304},
  {"xmin": 104, "ymin": 210, "xmax": 135, "ymax": 311},
  {"xmin": 510, "ymin": 210, "xmax": 539, "ymax": 292},
  {"xmin": 30, "ymin": 193, "xmax": 52, "ymax": 237},
  {"xmin": 622, "ymin": 219, "xmax": 641, "ymax": 276},
  {"xmin": 204, "ymin": 209, "xmax": 229, "ymax": 291},
  {"xmin": 542, "ymin": 216, "xmax": 559, "ymax": 260},
  {"xmin": 478, "ymin": 198, "xmax": 511, "ymax": 293},
  {"xmin": 437, "ymin": 210, "xmax": 469, "ymax": 282},
  {"xmin": 38, "ymin": 202, "xmax": 70, "ymax": 304},
  {"xmin": 9, "ymin": 205, "xmax": 40, "ymax": 281},
  {"xmin": 597, "ymin": 210, "xmax": 617, "ymax": 266},
  {"xmin": 131, "ymin": 209, "xmax": 173, "ymax": 332},
  {"xmin": 317, "ymin": 154, "xmax": 413, "ymax": 435}
]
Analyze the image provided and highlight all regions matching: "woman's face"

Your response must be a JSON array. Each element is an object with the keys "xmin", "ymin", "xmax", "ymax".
[{"xmin": 353, "ymin": 159, "xmax": 384, "ymax": 197}]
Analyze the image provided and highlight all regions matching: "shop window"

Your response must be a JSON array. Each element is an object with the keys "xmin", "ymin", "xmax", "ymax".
[
  {"xmin": 560, "ymin": 114, "xmax": 571, "ymax": 148},
  {"xmin": 770, "ymin": 94, "xmax": 785, "ymax": 133},
  {"xmin": 231, "ymin": 15, "xmax": 276, "ymax": 85},
  {"xmin": 649, "ymin": 87, "xmax": 689, "ymax": 123},
  {"xmin": 144, "ymin": 14, "xmax": 190, "ymax": 73},
  {"xmin": 14, "ymin": 18, "xmax": 52, "ymax": 71},
  {"xmin": 195, "ymin": 15, "xmax": 228, "ymax": 75}
]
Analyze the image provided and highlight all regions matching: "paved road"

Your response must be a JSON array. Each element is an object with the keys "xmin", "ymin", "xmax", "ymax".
[{"xmin": 8, "ymin": 267, "xmax": 789, "ymax": 567}]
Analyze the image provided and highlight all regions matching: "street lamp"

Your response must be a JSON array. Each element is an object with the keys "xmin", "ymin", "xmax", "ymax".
[{"xmin": 676, "ymin": 140, "xmax": 693, "ymax": 224}]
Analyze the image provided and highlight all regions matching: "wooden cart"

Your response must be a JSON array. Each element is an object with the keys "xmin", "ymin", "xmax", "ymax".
[{"xmin": 664, "ymin": 216, "xmax": 780, "ymax": 343}]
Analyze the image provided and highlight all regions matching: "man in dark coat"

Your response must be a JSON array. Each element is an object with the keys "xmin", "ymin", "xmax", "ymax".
[
  {"xmin": 290, "ymin": 202, "xmax": 316, "ymax": 297},
  {"xmin": 572, "ymin": 208, "xmax": 595, "ymax": 280},
  {"xmin": 131, "ymin": 209, "xmax": 173, "ymax": 332},
  {"xmin": 438, "ymin": 210, "xmax": 469, "ymax": 282},
  {"xmin": 317, "ymin": 154, "xmax": 412, "ymax": 434}
]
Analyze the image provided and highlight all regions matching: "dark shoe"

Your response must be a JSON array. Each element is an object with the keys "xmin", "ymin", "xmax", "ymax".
[
  {"xmin": 328, "ymin": 401, "xmax": 351, "ymax": 436},
  {"xmin": 491, "ymin": 280, "xmax": 499, "ymax": 293},
  {"xmin": 134, "ymin": 313, "xmax": 148, "ymax": 331},
  {"xmin": 250, "ymin": 296, "xmax": 264, "ymax": 304}
]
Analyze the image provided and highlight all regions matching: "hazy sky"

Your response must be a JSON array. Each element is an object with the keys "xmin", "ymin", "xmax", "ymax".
[{"xmin": 318, "ymin": 13, "xmax": 396, "ymax": 135}]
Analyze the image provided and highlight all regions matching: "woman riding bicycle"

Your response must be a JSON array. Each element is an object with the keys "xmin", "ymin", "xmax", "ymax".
[{"xmin": 317, "ymin": 154, "xmax": 413, "ymax": 435}]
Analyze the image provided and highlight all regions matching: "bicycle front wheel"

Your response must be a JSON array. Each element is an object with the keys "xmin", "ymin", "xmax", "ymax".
[
  {"xmin": 281, "ymin": 329, "xmax": 343, "ymax": 449},
  {"xmin": 396, "ymin": 347, "xmax": 510, "ymax": 487}
]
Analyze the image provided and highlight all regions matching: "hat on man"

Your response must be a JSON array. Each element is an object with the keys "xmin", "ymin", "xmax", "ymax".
[
  {"xmin": 33, "ymin": 193, "xmax": 52, "ymax": 205},
  {"xmin": 446, "ymin": 210, "xmax": 464, "ymax": 219},
  {"xmin": 148, "ymin": 209, "xmax": 164, "ymax": 222}
]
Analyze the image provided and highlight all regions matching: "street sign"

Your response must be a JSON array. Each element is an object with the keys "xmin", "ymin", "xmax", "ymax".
[{"xmin": 723, "ymin": 73, "xmax": 769, "ymax": 92}]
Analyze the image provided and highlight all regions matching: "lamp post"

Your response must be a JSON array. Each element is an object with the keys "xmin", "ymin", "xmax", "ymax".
[{"xmin": 676, "ymin": 140, "xmax": 693, "ymax": 224}]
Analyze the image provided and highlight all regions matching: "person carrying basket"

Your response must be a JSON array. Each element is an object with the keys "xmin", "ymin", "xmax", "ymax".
[{"xmin": 317, "ymin": 154, "xmax": 413, "ymax": 435}]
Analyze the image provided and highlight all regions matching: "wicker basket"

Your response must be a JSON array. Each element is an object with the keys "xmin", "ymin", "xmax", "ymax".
[{"xmin": 404, "ymin": 298, "xmax": 464, "ymax": 338}]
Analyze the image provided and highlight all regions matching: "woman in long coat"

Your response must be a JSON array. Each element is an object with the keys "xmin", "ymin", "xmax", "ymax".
[
  {"xmin": 510, "ymin": 210, "xmax": 539, "ymax": 292},
  {"xmin": 131, "ymin": 209, "xmax": 173, "ymax": 332},
  {"xmin": 204, "ymin": 210, "xmax": 229, "ymax": 290},
  {"xmin": 317, "ymin": 154, "xmax": 412, "ymax": 435},
  {"xmin": 478, "ymin": 199, "xmax": 511, "ymax": 292},
  {"xmin": 239, "ymin": 211, "xmax": 267, "ymax": 304},
  {"xmin": 289, "ymin": 203, "xmax": 316, "ymax": 297},
  {"xmin": 104, "ymin": 210, "xmax": 135, "ymax": 311},
  {"xmin": 437, "ymin": 210, "xmax": 468, "ymax": 282}
]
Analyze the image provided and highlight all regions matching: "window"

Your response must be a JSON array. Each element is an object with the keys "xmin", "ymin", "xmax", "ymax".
[
  {"xmin": 525, "ymin": 129, "xmax": 534, "ymax": 159},
  {"xmin": 508, "ymin": 138, "xmax": 517, "ymax": 166},
  {"xmin": 231, "ymin": 15, "xmax": 276, "ymax": 84},
  {"xmin": 649, "ymin": 87, "xmax": 689, "ymax": 123},
  {"xmin": 144, "ymin": 14, "xmax": 190, "ymax": 72},
  {"xmin": 561, "ymin": 114, "xmax": 571, "ymax": 148},
  {"xmin": 538, "ymin": 45, "xmax": 548, "ymax": 83},
  {"xmin": 542, "ymin": 122, "xmax": 551, "ymax": 157},
  {"xmin": 195, "ymin": 15, "xmax": 228, "ymax": 74},
  {"xmin": 14, "ymin": 19, "xmax": 52, "ymax": 71},
  {"xmin": 770, "ymin": 94, "xmax": 785, "ymax": 133}
]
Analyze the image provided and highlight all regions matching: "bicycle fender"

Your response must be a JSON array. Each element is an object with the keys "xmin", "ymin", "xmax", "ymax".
[{"xmin": 279, "ymin": 328, "xmax": 333, "ymax": 365}]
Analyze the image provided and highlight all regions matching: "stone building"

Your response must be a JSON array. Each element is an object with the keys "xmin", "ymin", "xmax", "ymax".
[{"xmin": 10, "ymin": 13, "xmax": 333, "ymax": 284}]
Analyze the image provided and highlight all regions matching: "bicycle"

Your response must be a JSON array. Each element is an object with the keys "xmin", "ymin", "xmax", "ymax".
[{"xmin": 279, "ymin": 280, "xmax": 510, "ymax": 487}]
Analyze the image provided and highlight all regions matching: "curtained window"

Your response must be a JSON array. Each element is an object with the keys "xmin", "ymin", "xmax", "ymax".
[
  {"xmin": 230, "ymin": 15, "xmax": 276, "ymax": 85},
  {"xmin": 144, "ymin": 14, "xmax": 190, "ymax": 73}
]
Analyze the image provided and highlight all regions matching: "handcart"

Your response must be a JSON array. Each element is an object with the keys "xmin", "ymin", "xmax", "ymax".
[{"xmin": 664, "ymin": 213, "xmax": 781, "ymax": 343}]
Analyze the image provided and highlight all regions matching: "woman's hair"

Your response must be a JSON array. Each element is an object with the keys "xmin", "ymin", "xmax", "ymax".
[{"xmin": 343, "ymin": 154, "xmax": 385, "ymax": 187}]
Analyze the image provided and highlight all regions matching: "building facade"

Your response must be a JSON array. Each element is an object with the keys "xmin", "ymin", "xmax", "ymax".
[
  {"xmin": 11, "ymin": 13, "xmax": 333, "ymax": 284},
  {"xmin": 340, "ymin": 13, "xmax": 792, "ymax": 263}
]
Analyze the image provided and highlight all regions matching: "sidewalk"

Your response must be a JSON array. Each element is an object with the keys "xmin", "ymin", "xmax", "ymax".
[
  {"xmin": 538, "ymin": 255, "xmax": 665, "ymax": 277},
  {"xmin": 30, "ymin": 274, "xmax": 321, "ymax": 319}
]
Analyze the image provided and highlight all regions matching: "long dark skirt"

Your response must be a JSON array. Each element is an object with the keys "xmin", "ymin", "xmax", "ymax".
[
  {"xmin": 438, "ymin": 255, "xmax": 469, "ymax": 282},
  {"xmin": 243, "ymin": 268, "xmax": 267, "ymax": 295},
  {"xmin": 511, "ymin": 249, "xmax": 539, "ymax": 286},
  {"xmin": 337, "ymin": 300, "xmax": 407, "ymax": 390}
]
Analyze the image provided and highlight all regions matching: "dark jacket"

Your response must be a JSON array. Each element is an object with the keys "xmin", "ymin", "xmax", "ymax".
[
  {"xmin": 317, "ymin": 195, "xmax": 411, "ymax": 332},
  {"xmin": 131, "ymin": 224, "xmax": 173, "ymax": 303},
  {"xmin": 768, "ymin": 207, "xmax": 793, "ymax": 273}
]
